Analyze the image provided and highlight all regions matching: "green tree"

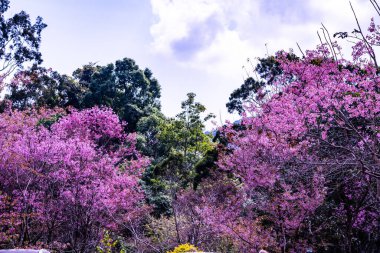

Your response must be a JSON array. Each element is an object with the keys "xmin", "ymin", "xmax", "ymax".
[
  {"xmin": 226, "ymin": 56, "xmax": 287, "ymax": 114},
  {"xmin": 72, "ymin": 58, "xmax": 161, "ymax": 131},
  {"xmin": 74, "ymin": 63, "xmax": 116, "ymax": 109},
  {"xmin": 0, "ymin": 0, "xmax": 47, "ymax": 79},
  {"xmin": 5, "ymin": 65, "xmax": 82, "ymax": 109},
  {"xmin": 136, "ymin": 109, "xmax": 167, "ymax": 158},
  {"xmin": 6, "ymin": 58, "xmax": 162, "ymax": 132},
  {"xmin": 141, "ymin": 93, "xmax": 215, "ymax": 217}
]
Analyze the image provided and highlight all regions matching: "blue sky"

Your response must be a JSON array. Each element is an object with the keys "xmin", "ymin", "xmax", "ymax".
[{"xmin": 8, "ymin": 0, "xmax": 374, "ymax": 126}]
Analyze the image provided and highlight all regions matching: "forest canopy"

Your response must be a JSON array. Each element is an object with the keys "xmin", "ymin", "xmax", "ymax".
[{"xmin": 0, "ymin": 0, "xmax": 380, "ymax": 253}]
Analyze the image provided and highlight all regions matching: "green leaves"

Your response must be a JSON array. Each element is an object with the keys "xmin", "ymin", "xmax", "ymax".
[
  {"xmin": 6, "ymin": 65, "xmax": 81, "ymax": 110},
  {"xmin": 226, "ymin": 56, "xmax": 283, "ymax": 115},
  {"xmin": 0, "ymin": 2, "xmax": 47, "ymax": 78},
  {"xmin": 7, "ymin": 58, "xmax": 162, "ymax": 133},
  {"xmin": 140, "ymin": 93, "xmax": 215, "ymax": 217},
  {"xmin": 74, "ymin": 58, "xmax": 162, "ymax": 132}
]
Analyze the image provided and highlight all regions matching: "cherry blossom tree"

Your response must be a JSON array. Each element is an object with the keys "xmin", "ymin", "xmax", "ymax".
[
  {"xmin": 0, "ymin": 107, "xmax": 148, "ymax": 252},
  {"xmin": 182, "ymin": 14, "xmax": 380, "ymax": 253}
]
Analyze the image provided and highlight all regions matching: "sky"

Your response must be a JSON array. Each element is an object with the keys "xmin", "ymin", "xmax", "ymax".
[{"xmin": 8, "ymin": 0, "xmax": 375, "ymax": 127}]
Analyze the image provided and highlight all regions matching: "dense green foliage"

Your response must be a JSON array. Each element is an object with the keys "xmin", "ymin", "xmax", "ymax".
[
  {"xmin": 0, "ymin": 0, "xmax": 46, "ymax": 78},
  {"xmin": 141, "ymin": 93, "xmax": 215, "ymax": 217},
  {"xmin": 6, "ymin": 65, "xmax": 80, "ymax": 109},
  {"xmin": 6, "ymin": 58, "xmax": 161, "ymax": 132},
  {"xmin": 73, "ymin": 58, "xmax": 161, "ymax": 132},
  {"xmin": 226, "ymin": 55, "xmax": 295, "ymax": 114}
]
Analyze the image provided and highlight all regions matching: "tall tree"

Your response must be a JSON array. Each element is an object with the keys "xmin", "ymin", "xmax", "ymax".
[
  {"xmin": 0, "ymin": 0, "xmax": 46, "ymax": 82},
  {"xmin": 226, "ymin": 55, "xmax": 295, "ymax": 115},
  {"xmin": 192, "ymin": 33, "xmax": 380, "ymax": 252},
  {"xmin": 5, "ymin": 58, "xmax": 162, "ymax": 132},
  {"xmin": 73, "ymin": 58, "xmax": 161, "ymax": 132},
  {"xmin": 141, "ymin": 93, "xmax": 215, "ymax": 217},
  {"xmin": 5, "ymin": 65, "xmax": 82, "ymax": 109},
  {"xmin": 0, "ymin": 107, "xmax": 148, "ymax": 252}
]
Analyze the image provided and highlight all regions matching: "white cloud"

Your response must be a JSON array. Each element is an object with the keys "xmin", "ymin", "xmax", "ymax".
[
  {"xmin": 150, "ymin": 0, "xmax": 374, "ymax": 73},
  {"xmin": 150, "ymin": 0, "xmax": 225, "ymax": 55},
  {"xmin": 148, "ymin": 0, "xmax": 375, "ymax": 127}
]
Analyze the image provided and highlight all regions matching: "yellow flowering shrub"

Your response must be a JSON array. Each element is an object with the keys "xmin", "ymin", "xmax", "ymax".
[
  {"xmin": 167, "ymin": 243, "xmax": 199, "ymax": 253},
  {"xmin": 96, "ymin": 230, "xmax": 126, "ymax": 253}
]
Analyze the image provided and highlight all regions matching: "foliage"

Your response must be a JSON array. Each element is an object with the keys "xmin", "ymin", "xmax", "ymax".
[
  {"xmin": 5, "ymin": 65, "xmax": 81, "ymax": 110},
  {"xmin": 142, "ymin": 93, "xmax": 215, "ymax": 217},
  {"xmin": 226, "ymin": 56, "xmax": 284, "ymax": 115},
  {"xmin": 96, "ymin": 230, "xmax": 126, "ymax": 253},
  {"xmin": 136, "ymin": 109, "xmax": 167, "ymax": 158},
  {"xmin": 73, "ymin": 58, "xmax": 161, "ymax": 132},
  {"xmin": 2, "ymin": 1, "xmax": 380, "ymax": 253},
  {"xmin": 5, "ymin": 58, "xmax": 161, "ymax": 133},
  {"xmin": 0, "ymin": 0, "xmax": 46, "ymax": 82}
]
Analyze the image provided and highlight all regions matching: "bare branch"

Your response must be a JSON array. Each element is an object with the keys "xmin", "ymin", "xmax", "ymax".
[
  {"xmin": 317, "ymin": 31, "xmax": 324, "ymax": 46},
  {"xmin": 321, "ymin": 23, "xmax": 338, "ymax": 61},
  {"xmin": 296, "ymin": 42, "xmax": 306, "ymax": 58},
  {"xmin": 350, "ymin": 1, "xmax": 378, "ymax": 67},
  {"xmin": 370, "ymin": 0, "xmax": 380, "ymax": 17}
]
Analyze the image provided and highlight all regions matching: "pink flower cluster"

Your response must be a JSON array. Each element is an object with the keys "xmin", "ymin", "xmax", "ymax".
[
  {"xmin": 0, "ymin": 107, "xmax": 148, "ymax": 251},
  {"xmin": 181, "ymin": 19, "xmax": 380, "ymax": 252}
]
